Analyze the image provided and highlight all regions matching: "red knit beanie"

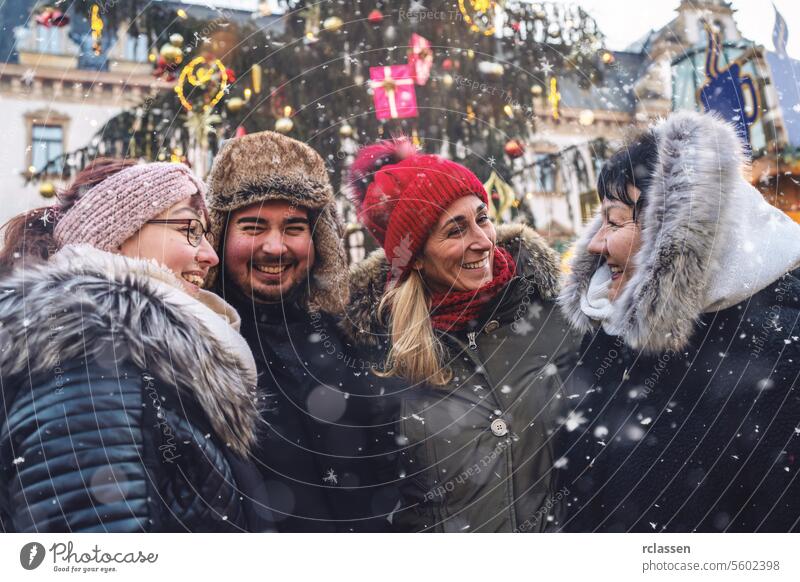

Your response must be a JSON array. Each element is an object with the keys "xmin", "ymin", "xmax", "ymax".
[{"xmin": 349, "ymin": 138, "xmax": 488, "ymax": 287}]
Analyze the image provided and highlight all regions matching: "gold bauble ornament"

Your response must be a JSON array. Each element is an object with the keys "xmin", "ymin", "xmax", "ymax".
[
  {"xmin": 169, "ymin": 33, "xmax": 184, "ymax": 47},
  {"xmin": 160, "ymin": 43, "xmax": 183, "ymax": 65},
  {"xmin": 226, "ymin": 97, "xmax": 245, "ymax": 113},
  {"xmin": 39, "ymin": 182, "xmax": 56, "ymax": 198},
  {"xmin": 275, "ymin": 116, "xmax": 294, "ymax": 133},
  {"xmin": 442, "ymin": 73, "xmax": 454, "ymax": 88},
  {"xmin": 339, "ymin": 123, "xmax": 353, "ymax": 138},
  {"xmin": 322, "ymin": 16, "xmax": 343, "ymax": 32}
]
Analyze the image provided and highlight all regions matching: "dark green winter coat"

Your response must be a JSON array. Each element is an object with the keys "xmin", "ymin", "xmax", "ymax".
[{"xmin": 344, "ymin": 224, "xmax": 582, "ymax": 532}]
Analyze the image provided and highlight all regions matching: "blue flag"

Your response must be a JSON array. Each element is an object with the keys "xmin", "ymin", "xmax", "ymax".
[{"xmin": 773, "ymin": 3, "xmax": 788, "ymax": 55}]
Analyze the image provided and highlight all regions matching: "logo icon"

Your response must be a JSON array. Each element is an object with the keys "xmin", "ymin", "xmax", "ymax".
[{"xmin": 20, "ymin": 542, "xmax": 46, "ymax": 570}]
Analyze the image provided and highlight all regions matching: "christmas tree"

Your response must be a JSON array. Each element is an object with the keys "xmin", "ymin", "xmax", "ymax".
[{"xmin": 29, "ymin": 0, "xmax": 609, "ymax": 226}]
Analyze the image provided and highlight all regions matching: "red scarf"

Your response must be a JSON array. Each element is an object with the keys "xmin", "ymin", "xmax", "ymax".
[{"xmin": 429, "ymin": 246, "xmax": 517, "ymax": 332}]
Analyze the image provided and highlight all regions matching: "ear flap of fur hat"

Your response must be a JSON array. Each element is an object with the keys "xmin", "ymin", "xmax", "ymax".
[{"xmin": 204, "ymin": 131, "xmax": 348, "ymax": 315}]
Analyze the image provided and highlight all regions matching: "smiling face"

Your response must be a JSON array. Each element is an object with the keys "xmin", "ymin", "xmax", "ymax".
[
  {"xmin": 118, "ymin": 195, "xmax": 218, "ymax": 297},
  {"xmin": 222, "ymin": 200, "xmax": 315, "ymax": 303},
  {"xmin": 587, "ymin": 184, "xmax": 643, "ymax": 302},
  {"xmin": 412, "ymin": 196, "xmax": 496, "ymax": 294}
]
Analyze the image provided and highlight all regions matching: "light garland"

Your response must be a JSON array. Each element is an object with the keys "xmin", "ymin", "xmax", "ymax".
[
  {"xmin": 175, "ymin": 56, "xmax": 229, "ymax": 112},
  {"xmin": 90, "ymin": 5, "xmax": 103, "ymax": 55},
  {"xmin": 458, "ymin": 0, "xmax": 497, "ymax": 36}
]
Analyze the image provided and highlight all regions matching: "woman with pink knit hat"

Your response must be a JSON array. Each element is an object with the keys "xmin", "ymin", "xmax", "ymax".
[
  {"xmin": 0, "ymin": 159, "xmax": 270, "ymax": 532},
  {"xmin": 343, "ymin": 140, "xmax": 582, "ymax": 532}
]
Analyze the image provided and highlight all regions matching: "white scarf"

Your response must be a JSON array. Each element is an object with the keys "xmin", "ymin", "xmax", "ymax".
[{"xmin": 579, "ymin": 263, "xmax": 620, "ymax": 336}]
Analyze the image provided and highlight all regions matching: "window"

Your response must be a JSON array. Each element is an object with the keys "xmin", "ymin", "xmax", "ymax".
[
  {"xmin": 125, "ymin": 34, "xmax": 149, "ymax": 62},
  {"xmin": 36, "ymin": 25, "xmax": 64, "ymax": 54},
  {"xmin": 31, "ymin": 125, "xmax": 64, "ymax": 173},
  {"xmin": 533, "ymin": 155, "xmax": 556, "ymax": 193}
]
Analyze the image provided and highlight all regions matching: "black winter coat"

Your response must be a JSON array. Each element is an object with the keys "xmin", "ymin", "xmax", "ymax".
[
  {"xmin": 0, "ymin": 247, "xmax": 265, "ymax": 532},
  {"xmin": 224, "ymin": 290, "xmax": 394, "ymax": 532},
  {"xmin": 344, "ymin": 224, "xmax": 582, "ymax": 532},
  {"xmin": 558, "ymin": 112, "xmax": 800, "ymax": 532},
  {"xmin": 562, "ymin": 270, "xmax": 800, "ymax": 532}
]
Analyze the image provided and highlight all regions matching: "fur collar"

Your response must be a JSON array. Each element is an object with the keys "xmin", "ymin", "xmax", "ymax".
[
  {"xmin": 0, "ymin": 245, "xmax": 259, "ymax": 457},
  {"xmin": 559, "ymin": 111, "xmax": 800, "ymax": 353},
  {"xmin": 341, "ymin": 223, "xmax": 560, "ymax": 347}
]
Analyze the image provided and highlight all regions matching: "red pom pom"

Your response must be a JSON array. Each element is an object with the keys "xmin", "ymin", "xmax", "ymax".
[{"xmin": 348, "ymin": 137, "xmax": 416, "ymax": 210}]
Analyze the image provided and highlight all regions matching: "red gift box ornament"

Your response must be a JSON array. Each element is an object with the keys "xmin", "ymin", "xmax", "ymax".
[
  {"xmin": 369, "ymin": 65, "xmax": 418, "ymax": 120},
  {"xmin": 408, "ymin": 33, "xmax": 433, "ymax": 86}
]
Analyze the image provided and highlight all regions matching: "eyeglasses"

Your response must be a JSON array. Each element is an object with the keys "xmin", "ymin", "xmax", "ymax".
[{"xmin": 146, "ymin": 219, "xmax": 211, "ymax": 247}]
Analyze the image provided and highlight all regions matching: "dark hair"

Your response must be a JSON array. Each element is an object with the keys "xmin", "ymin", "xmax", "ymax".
[
  {"xmin": 0, "ymin": 158, "xmax": 138, "ymax": 274},
  {"xmin": 597, "ymin": 130, "xmax": 659, "ymax": 219}
]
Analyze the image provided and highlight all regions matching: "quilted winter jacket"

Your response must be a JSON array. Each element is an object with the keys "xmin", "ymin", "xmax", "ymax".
[{"xmin": 0, "ymin": 246, "xmax": 266, "ymax": 532}]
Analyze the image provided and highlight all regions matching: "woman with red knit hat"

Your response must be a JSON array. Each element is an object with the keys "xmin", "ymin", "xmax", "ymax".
[{"xmin": 343, "ymin": 140, "xmax": 582, "ymax": 532}]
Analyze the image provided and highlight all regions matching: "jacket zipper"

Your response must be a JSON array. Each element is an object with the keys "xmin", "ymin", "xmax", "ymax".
[{"xmin": 467, "ymin": 331, "xmax": 478, "ymax": 350}]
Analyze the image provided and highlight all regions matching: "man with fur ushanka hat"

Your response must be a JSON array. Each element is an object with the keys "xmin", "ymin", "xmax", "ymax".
[{"xmin": 205, "ymin": 131, "xmax": 393, "ymax": 532}]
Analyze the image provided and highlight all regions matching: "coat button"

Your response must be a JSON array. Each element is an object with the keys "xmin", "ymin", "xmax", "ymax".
[
  {"xmin": 490, "ymin": 418, "xmax": 508, "ymax": 437},
  {"xmin": 484, "ymin": 320, "xmax": 500, "ymax": 333}
]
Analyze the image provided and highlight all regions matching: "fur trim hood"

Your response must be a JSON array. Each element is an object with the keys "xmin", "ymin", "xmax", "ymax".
[
  {"xmin": 0, "ymin": 245, "xmax": 260, "ymax": 457},
  {"xmin": 342, "ymin": 223, "xmax": 560, "ymax": 347},
  {"xmin": 204, "ymin": 131, "xmax": 348, "ymax": 315},
  {"xmin": 559, "ymin": 111, "xmax": 800, "ymax": 353}
]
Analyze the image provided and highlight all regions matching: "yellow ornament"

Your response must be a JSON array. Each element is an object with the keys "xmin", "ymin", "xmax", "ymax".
[
  {"xmin": 275, "ymin": 117, "xmax": 294, "ymax": 133},
  {"xmin": 323, "ymin": 16, "xmax": 344, "ymax": 32},
  {"xmin": 483, "ymin": 171, "xmax": 516, "ymax": 221},
  {"xmin": 91, "ymin": 5, "xmax": 103, "ymax": 56},
  {"xmin": 339, "ymin": 123, "xmax": 353, "ymax": 138},
  {"xmin": 175, "ymin": 56, "xmax": 229, "ymax": 112},
  {"xmin": 458, "ymin": 0, "xmax": 496, "ymax": 36},
  {"xmin": 251, "ymin": 63, "xmax": 262, "ymax": 94},
  {"xmin": 160, "ymin": 43, "xmax": 184, "ymax": 66},
  {"xmin": 548, "ymin": 77, "xmax": 561, "ymax": 120},
  {"xmin": 39, "ymin": 182, "xmax": 56, "ymax": 198},
  {"xmin": 227, "ymin": 97, "xmax": 245, "ymax": 113}
]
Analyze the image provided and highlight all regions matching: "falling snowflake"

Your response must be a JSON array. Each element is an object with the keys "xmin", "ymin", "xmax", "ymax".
[
  {"xmin": 542, "ymin": 363, "xmax": 558, "ymax": 377},
  {"xmin": 528, "ymin": 303, "xmax": 543, "ymax": 319},
  {"xmin": 563, "ymin": 410, "xmax": 587, "ymax": 432},
  {"xmin": 513, "ymin": 319, "xmax": 534, "ymax": 335},
  {"xmin": 322, "ymin": 469, "xmax": 338, "ymax": 485},
  {"xmin": 756, "ymin": 378, "xmax": 775, "ymax": 391},
  {"xmin": 12, "ymin": 456, "xmax": 25, "ymax": 465}
]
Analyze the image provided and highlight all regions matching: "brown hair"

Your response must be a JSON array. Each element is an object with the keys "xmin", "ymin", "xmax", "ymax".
[{"xmin": 0, "ymin": 158, "xmax": 139, "ymax": 274}]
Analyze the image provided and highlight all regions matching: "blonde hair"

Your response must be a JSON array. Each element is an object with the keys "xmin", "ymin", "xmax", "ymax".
[{"xmin": 377, "ymin": 270, "xmax": 452, "ymax": 386}]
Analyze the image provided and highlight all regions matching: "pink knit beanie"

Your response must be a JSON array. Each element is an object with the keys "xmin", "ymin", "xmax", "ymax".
[{"xmin": 53, "ymin": 162, "xmax": 207, "ymax": 252}]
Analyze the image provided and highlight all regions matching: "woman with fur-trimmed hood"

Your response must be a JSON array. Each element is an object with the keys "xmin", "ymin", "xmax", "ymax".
[
  {"xmin": 344, "ymin": 140, "xmax": 582, "ymax": 532},
  {"xmin": 0, "ymin": 159, "xmax": 267, "ymax": 532},
  {"xmin": 558, "ymin": 111, "xmax": 800, "ymax": 532}
]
